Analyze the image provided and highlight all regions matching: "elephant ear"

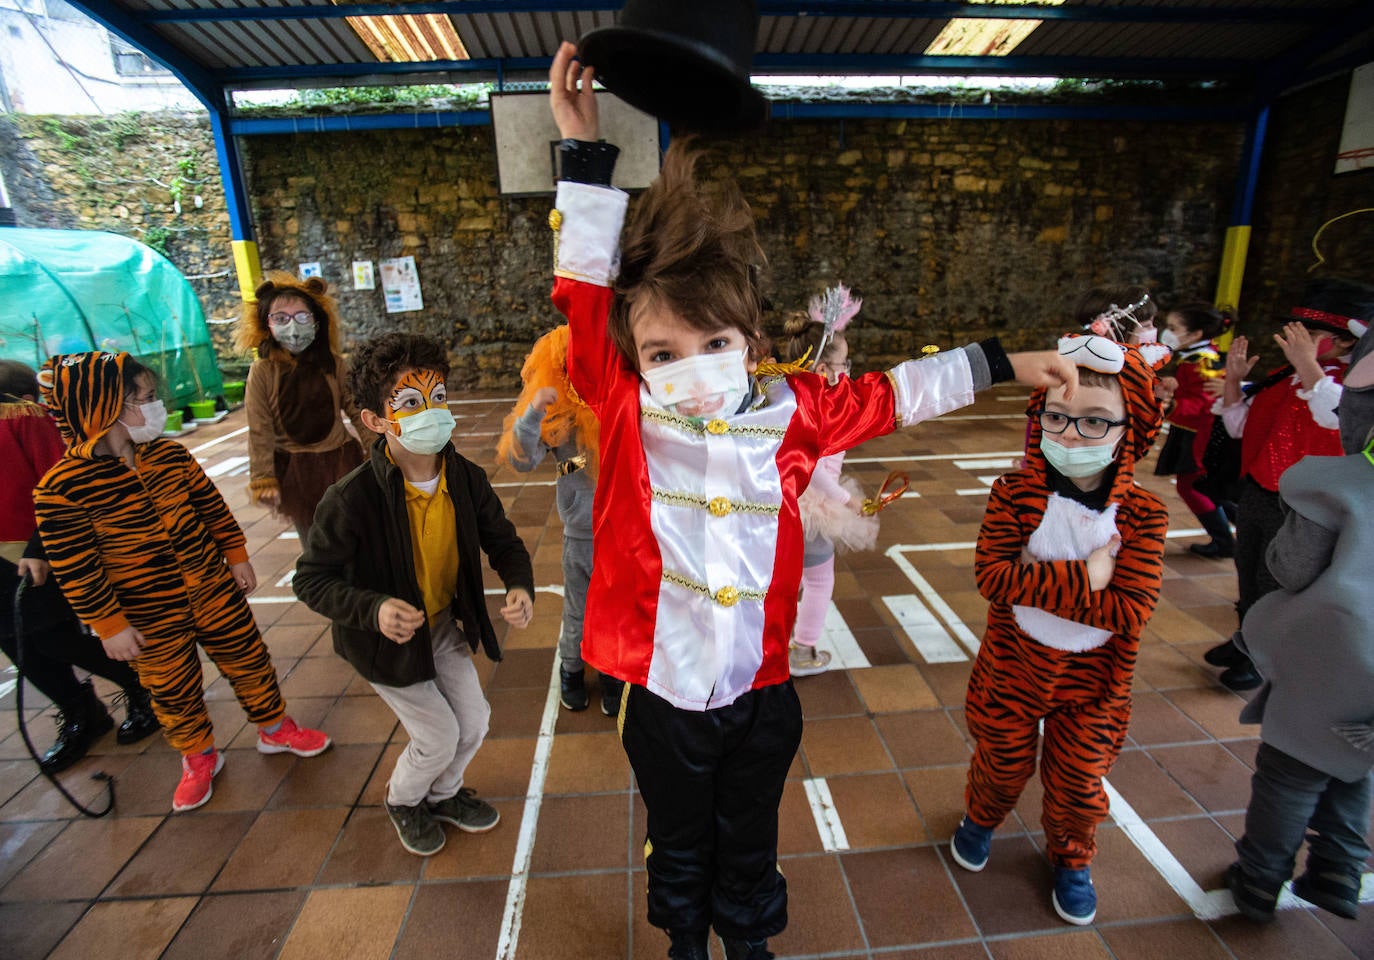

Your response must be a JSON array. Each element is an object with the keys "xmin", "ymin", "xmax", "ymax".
[{"xmin": 1331, "ymin": 720, "xmax": 1374, "ymax": 752}]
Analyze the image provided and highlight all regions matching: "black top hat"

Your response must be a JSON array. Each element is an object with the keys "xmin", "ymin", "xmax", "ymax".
[
  {"xmin": 1285, "ymin": 277, "xmax": 1374, "ymax": 337},
  {"xmin": 577, "ymin": 0, "xmax": 767, "ymax": 132}
]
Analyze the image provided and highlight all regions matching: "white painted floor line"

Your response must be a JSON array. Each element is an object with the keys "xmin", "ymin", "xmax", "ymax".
[
  {"xmin": 495, "ymin": 633, "xmax": 564, "ymax": 960},
  {"xmin": 0, "ymin": 679, "xmax": 16, "ymax": 702},
  {"xmin": 976, "ymin": 475, "xmax": 1002, "ymax": 486},
  {"xmin": 820, "ymin": 602, "xmax": 870, "ymax": 671},
  {"xmin": 203, "ymin": 455, "xmax": 250, "ymax": 479},
  {"xmin": 492, "ymin": 480, "xmax": 557, "ymax": 488},
  {"xmin": 1164, "ymin": 528, "xmax": 1207, "ymax": 539},
  {"xmin": 1102, "ymin": 778, "xmax": 1222, "ymax": 919},
  {"xmin": 955, "ymin": 488, "xmax": 992, "ymax": 497},
  {"xmin": 845, "ymin": 450, "xmax": 1024, "ymax": 465},
  {"xmin": 188, "ymin": 425, "xmax": 249, "ymax": 455},
  {"xmin": 247, "ymin": 596, "xmax": 297, "ymax": 604},
  {"xmin": 899, "ymin": 541, "xmax": 979, "ymax": 553},
  {"xmin": 937, "ymin": 414, "xmax": 1025, "ymax": 421},
  {"xmin": 277, "ymin": 531, "xmax": 300, "ymax": 540},
  {"xmin": 803, "ymin": 778, "xmax": 850, "ymax": 852},
  {"xmin": 884, "ymin": 546, "xmax": 980, "ymax": 655},
  {"xmin": 275, "ymin": 569, "xmax": 294, "ymax": 588},
  {"xmin": 449, "ymin": 397, "xmax": 518, "ymax": 406},
  {"xmin": 883, "ymin": 594, "xmax": 968, "ymax": 663},
  {"xmin": 898, "ymin": 489, "xmax": 923, "ymax": 499},
  {"xmin": 953, "ymin": 458, "xmax": 1017, "ymax": 471}
]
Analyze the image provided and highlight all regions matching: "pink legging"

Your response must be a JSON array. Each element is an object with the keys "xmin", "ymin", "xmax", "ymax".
[
  {"xmin": 794, "ymin": 555, "xmax": 835, "ymax": 648},
  {"xmin": 1176, "ymin": 470, "xmax": 1216, "ymax": 517}
]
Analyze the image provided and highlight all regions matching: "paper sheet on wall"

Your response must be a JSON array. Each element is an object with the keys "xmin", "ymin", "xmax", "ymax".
[
  {"xmin": 380, "ymin": 256, "xmax": 423, "ymax": 313},
  {"xmin": 352, "ymin": 260, "xmax": 375, "ymax": 290},
  {"xmin": 298, "ymin": 261, "xmax": 322, "ymax": 279}
]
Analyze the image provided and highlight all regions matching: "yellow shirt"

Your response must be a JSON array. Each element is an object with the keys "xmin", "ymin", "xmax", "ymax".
[{"xmin": 402, "ymin": 469, "xmax": 460, "ymax": 624}]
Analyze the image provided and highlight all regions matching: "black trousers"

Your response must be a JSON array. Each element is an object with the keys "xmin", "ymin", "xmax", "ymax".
[
  {"xmin": 1233, "ymin": 477, "xmax": 1287, "ymax": 623},
  {"xmin": 621, "ymin": 680, "xmax": 803, "ymax": 940},
  {"xmin": 1, "ymin": 561, "xmax": 140, "ymax": 706}
]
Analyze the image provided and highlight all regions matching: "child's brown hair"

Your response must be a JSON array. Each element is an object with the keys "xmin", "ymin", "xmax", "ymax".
[{"xmin": 610, "ymin": 140, "xmax": 769, "ymax": 368}]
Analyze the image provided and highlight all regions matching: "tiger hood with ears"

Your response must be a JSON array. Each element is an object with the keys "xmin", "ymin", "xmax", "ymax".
[
  {"xmin": 235, "ymin": 271, "xmax": 343, "ymax": 364},
  {"xmin": 38, "ymin": 351, "xmax": 134, "ymax": 459}
]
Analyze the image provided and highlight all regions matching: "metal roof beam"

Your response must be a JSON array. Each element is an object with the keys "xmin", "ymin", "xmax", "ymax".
[
  {"xmin": 139, "ymin": 1, "xmax": 1327, "ymax": 26},
  {"xmin": 1258, "ymin": 4, "xmax": 1374, "ymax": 96}
]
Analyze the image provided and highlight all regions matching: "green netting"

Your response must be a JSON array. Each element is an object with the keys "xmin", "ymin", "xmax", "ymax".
[{"xmin": 0, "ymin": 228, "xmax": 223, "ymax": 409}]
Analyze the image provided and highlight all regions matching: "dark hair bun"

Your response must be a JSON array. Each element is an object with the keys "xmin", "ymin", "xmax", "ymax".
[{"xmin": 782, "ymin": 312, "xmax": 813, "ymax": 336}]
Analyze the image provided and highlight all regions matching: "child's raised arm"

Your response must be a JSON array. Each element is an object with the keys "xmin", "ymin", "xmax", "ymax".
[{"xmin": 550, "ymin": 41, "xmax": 598, "ymax": 141}]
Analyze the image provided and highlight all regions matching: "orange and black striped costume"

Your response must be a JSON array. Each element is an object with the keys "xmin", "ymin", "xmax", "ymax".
[
  {"xmin": 964, "ymin": 338, "xmax": 1168, "ymax": 869},
  {"xmin": 33, "ymin": 352, "xmax": 285, "ymax": 755}
]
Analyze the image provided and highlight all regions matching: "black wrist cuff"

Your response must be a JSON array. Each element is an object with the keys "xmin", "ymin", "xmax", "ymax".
[
  {"xmin": 980, "ymin": 337, "xmax": 1015, "ymax": 384},
  {"xmin": 559, "ymin": 139, "xmax": 619, "ymax": 186}
]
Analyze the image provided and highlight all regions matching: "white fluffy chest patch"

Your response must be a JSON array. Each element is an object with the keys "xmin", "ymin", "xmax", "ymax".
[{"xmin": 1026, "ymin": 493, "xmax": 1119, "ymax": 562}]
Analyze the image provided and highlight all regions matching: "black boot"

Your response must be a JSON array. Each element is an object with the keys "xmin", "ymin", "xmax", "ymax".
[
  {"xmin": 1188, "ymin": 508, "xmax": 1235, "ymax": 559},
  {"xmin": 722, "ymin": 937, "xmax": 775, "ymax": 960},
  {"xmin": 559, "ymin": 667, "xmax": 589, "ymax": 712},
  {"xmin": 39, "ymin": 680, "xmax": 114, "ymax": 774},
  {"xmin": 600, "ymin": 675, "xmax": 625, "ymax": 717},
  {"xmin": 1204, "ymin": 632, "xmax": 1245, "ymax": 668},
  {"xmin": 115, "ymin": 687, "xmax": 160, "ymax": 744},
  {"xmin": 666, "ymin": 929, "xmax": 709, "ymax": 960},
  {"xmin": 1220, "ymin": 656, "xmax": 1262, "ymax": 691}
]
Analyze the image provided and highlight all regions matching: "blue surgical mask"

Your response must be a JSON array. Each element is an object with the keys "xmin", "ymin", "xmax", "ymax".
[
  {"xmin": 392, "ymin": 407, "xmax": 455, "ymax": 455},
  {"xmin": 1041, "ymin": 436, "xmax": 1118, "ymax": 478}
]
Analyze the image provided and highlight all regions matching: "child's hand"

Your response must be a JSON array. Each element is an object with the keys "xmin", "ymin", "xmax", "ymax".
[
  {"xmin": 16, "ymin": 557, "xmax": 49, "ymax": 586},
  {"xmin": 378, "ymin": 597, "xmax": 425, "ymax": 644},
  {"xmin": 229, "ymin": 561, "xmax": 257, "ymax": 594},
  {"xmin": 1086, "ymin": 536, "xmax": 1120, "ymax": 591},
  {"xmin": 501, "ymin": 587, "xmax": 534, "ymax": 628},
  {"xmin": 103, "ymin": 625, "xmax": 145, "ymax": 661},
  {"xmin": 549, "ymin": 41, "xmax": 598, "ymax": 141},
  {"xmin": 1008, "ymin": 350, "xmax": 1078, "ymax": 400},
  {"xmin": 1155, "ymin": 375, "xmax": 1178, "ymax": 404},
  {"xmin": 1201, "ymin": 377, "xmax": 1224, "ymax": 398},
  {"xmin": 529, "ymin": 386, "xmax": 559, "ymax": 415},
  {"xmin": 1274, "ymin": 322, "xmax": 1325, "ymax": 389},
  {"xmin": 1225, "ymin": 335, "xmax": 1259, "ymax": 380}
]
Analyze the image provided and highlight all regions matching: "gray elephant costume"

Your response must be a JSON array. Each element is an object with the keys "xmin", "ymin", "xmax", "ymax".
[{"xmin": 1228, "ymin": 281, "xmax": 1374, "ymax": 923}]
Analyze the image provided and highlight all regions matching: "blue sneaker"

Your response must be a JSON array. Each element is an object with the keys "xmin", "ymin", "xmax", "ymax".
[
  {"xmin": 1052, "ymin": 866, "xmax": 1097, "ymax": 925},
  {"xmin": 950, "ymin": 817, "xmax": 994, "ymax": 872}
]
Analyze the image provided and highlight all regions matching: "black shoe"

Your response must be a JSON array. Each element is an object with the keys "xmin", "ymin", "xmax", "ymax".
[
  {"xmin": 1292, "ymin": 859, "xmax": 1362, "ymax": 919},
  {"xmin": 722, "ymin": 938, "xmax": 775, "ymax": 960},
  {"xmin": 1189, "ymin": 540, "xmax": 1233, "ymax": 559},
  {"xmin": 666, "ymin": 929, "xmax": 708, "ymax": 960},
  {"xmin": 1220, "ymin": 663, "xmax": 1263, "ymax": 691},
  {"xmin": 559, "ymin": 668, "xmax": 589, "ymax": 712},
  {"xmin": 1227, "ymin": 862, "xmax": 1279, "ymax": 923},
  {"xmin": 114, "ymin": 687, "xmax": 160, "ymax": 744},
  {"xmin": 600, "ymin": 675, "xmax": 625, "ymax": 717},
  {"xmin": 1204, "ymin": 636, "xmax": 1245, "ymax": 668},
  {"xmin": 39, "ymin": 680, "xmax": 114, "ymax": 774},
  {"xmin": 1190, "ymin": 508, "xmax": 1235, "ymax": 559}
]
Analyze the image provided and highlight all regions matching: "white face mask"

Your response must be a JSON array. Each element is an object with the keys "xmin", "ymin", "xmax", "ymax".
[
  {"xmin": 122, "ymin": 399, "xmax": 167, "ymax": 443},
  {"xmin": 1134, "ymin": 326, "xmax": 1158, "ymax": 345},
  {"xmin": 641, "ymin": 348, "xmax": 751, "ymax": 419},
  {"xmin": 1159, "ymin": 329, "xmax": 1182, "ymax": 351},
  {"xmin": 391, "ymin": 406, "xmax": 455, "ymax": 455},
  {"xmin": 1041, "ymin": 436, "xmax": 1118, "ymax": 478}
]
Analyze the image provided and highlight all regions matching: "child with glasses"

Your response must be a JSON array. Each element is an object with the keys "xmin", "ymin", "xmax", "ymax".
[
  {"xmin": 951, "ymin": 334, "xmax": 1169, "ymax": 927},
  {"xmin": 237, "ymin": 272, "xmax": 364, "ymax": 540}
]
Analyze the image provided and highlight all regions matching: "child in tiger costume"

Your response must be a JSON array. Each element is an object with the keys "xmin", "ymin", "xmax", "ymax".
[
  {"xmin": 952, "ymin": 333, "xmax": 1168, "ymax": 926},
  {"xmin": 32, "ymin": 351, "xmax": 331, "ymax": 813}
]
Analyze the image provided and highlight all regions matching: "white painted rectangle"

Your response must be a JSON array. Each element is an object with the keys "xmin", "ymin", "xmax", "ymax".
[
  {"xmin": 954, "ymin": 457, "xmax": 1016, "ymax": 471},
  {"xmin": 803, "ymin": 777, "xmax": 849, "ymax": 852},
  {"xmin": 820, "ymin": 602, "xmax": 870, "ymax": 671},
  {"xmin": 883, "ymin": 594, "xmax": 967, "ymax": 663},
  {"xmin": 203, "ymin": 455, "xmax": 250, "ymax": 479}
]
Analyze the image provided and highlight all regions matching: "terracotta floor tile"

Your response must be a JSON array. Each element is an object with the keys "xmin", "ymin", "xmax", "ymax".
[
  {"xmin": 199, "ymin": 748, "xmax": 296, "ymax": 811},
  {"xmin": 1224, "ymin": 738, "xmax": 1262, "ymax": 771},
  {"xmin": 777, "ymin": 778, "xmax": 825, "ymax": 857},
  {"xmin": 262, "ymin": 623, "xmax": 330, "ymax": 659},
  {"xmin": 530, "ymin": 793, "xmax": 631, "ymax": 872},
  {"xmin": 0, "ymin": 818, "xmax": 66, "ymax": 888},
  {"xmin": 266, "ymin": 742, "xmax": 380, "ymax": 808},
  {"xmin": 423, "ymin": 798, "xmax": 525, "ymax": 879},
  {"xmin": 843, "ymin": 845, "xmax": 977, "ymax": 947},
  {"xmin": 950, "ymin": 833, "xmax": 1060, "ymax": 935},
  {"xmin": 0, "ymin": 901, "xmax": 84, "ymax": 960},
  {"xmin": 543, "ymin": 730, "xmax": 632, "ymax": 794},
  {"xmin": 1099, "ymin": 918, "xmax": 1235, "ymax": 960},
  {"xmin": 802, "ymin": 716, "xmax": 894, "ymax": 776},
  {"xmin": 1209, "ymin": 903, "xmax": 1362, "ymax": 960},
  {"xmin": 393, "ymin": 880, "xmax": 508, "ymax": 960},
  {"xmin": 794, "ymin": 670, "xmax": 864, "ymax": 718},
  {"xmin": 48, "ymin": 896, "xmax": 197, "ymax": 960},
  {"xmin": 987, "ymin": 931, "xmax": 1113, "ymax": 960},
  {"xmin": 1163, "ymin": 686, "xmax": 1255, "ymax": 742},
  {"xmin": 1148, "ymin": 817, "xmax": 1242, "ymax": 891},
  {"xmin": 1148, "ymin": 743, "xmax": 1254, "ymax": 814},
  {"xmin": 1106, "ymin": 750, "xmax": 1205, "ymax": 820},
  {"xmin": 277, "ymin": 885, "xmax": 413, "ymax": 960},
  {"xmin": 80, "ymin": 746, "xmax": 185, "ymax": 817},
  {"xmin": 1148, "ymin": 604, "xmax": 1226, "ymax": 646},
  {"xmin": 105, "ymin": 811, "xmax": 256, "ymax": 897},
  {"xmin": 202, "ymin": 696, "xmax": 250, "ymax": 743},
  {"xmin": 0, "ymin": 753, "xmax": 133, "ymax": 822},
  {"xmin": 487, "ymin": 648, "xmax": 558, "ymax": 691},
  {"xmin": 277, "ymin": 654, "xmax": 356, "ymax": 698},
  {"xmin": 826, "ymin": 771, "xmax": 928, "ymax": 848},
  {"xmin": 903, "ymin": 765, "xmax": 977, "ymax": 843},
  {"xmin": 1, "ymin": 815, "xmax": 161, "ymax": 901},
  {"xmin": 320, "ymin": 695, "xmax": 400, "ymax": 744},
  {"xmin": 852, "ymin": 663, "xmax": 941, "ymax": 713},
  {"xmin": 768, "ymin": 854, "xmax": 866, "ymax": 956},
  {"xmin": 1085, "ymin": 826, "xmax": 1191, "ymax": 923},
  {"xmin": 360, "ymin": 742, "xmax": 406, "ymax": 806},
  {"xmin": 212, "ymin": 807, "xmax": 348, "ymax": 891},
  {"xmin": 916, "ymin": 661, "xmax": 977, "ymax": 708},
  {"xmin": 0, "ymin": 758, "xmax": 38, "ymax": 808},
  {"xmin": 876, "ymin": 710, "xmax": 972, "ymax": 768},
  {"xmin": 881, "ymin": 946, "xmax": 993, "ymax": 960},
  {"xmin": 488, "ymin": 687, "xmax": 548, "ymax": 738},
  {"xmin": 162, "ymin": 890, "xmax": 308, "ymax": 960},
  {"xmin": 516, "ymin": 872, "xmax": 629, "ymax": 960},
  {"xmin": 318, "ymin": 806, "xmax": 425, "ymax": 884},
  {"xmin": 853, "ymin": 626, "xmax": 916, "ymax": 666},
  {"xmin": 1127, "ymin": 691, "xmax": 1209, "ymax": 745},
  {"xmin": 462, "ymin": 736, "xmax": 537, "ymax": 799}
]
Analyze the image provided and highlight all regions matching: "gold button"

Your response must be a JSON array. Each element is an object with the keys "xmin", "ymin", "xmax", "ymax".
[
  {"xmin": 714, "ymin": 586, "xmax": 740, "ymax": 607},
  {"xmin": 708, "ymin": 496, "xmax": 732, "ymax": 517},
  {"xmin": 921, "ymin": 344, "xmax": 940, "ymax": 356},
  {"xmin": 548, "ymin": 209, "xmax": 563, "ymax": 232},
  {"xmin": 706, "ymin": 418, "xmax": 729, "ymax": 435}
]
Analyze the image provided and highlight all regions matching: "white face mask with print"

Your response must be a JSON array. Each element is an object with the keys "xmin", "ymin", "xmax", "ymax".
[
  {"xmin": 641, "ymin": 349, "xmax": 751, "ymax": 419},
  {"xmin": 122, "ymin": 399, "xmax": 167, "ymax": 443}
]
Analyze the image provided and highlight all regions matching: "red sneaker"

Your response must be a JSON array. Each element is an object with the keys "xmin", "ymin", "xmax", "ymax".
[
  {"xmin": 256, "ymin": 716, "xmax": 331, "ymax": 757},
  {"xmin": 172, "ymin": 749, "xmax": 224, "ymax": 812}
]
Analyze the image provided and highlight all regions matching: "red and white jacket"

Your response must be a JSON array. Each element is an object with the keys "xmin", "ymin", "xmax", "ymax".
[{"xmin": 550, "ymin": 181, "xmax": 980, "ymax": 710}]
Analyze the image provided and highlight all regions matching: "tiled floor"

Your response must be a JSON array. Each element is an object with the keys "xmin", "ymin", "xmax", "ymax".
[{"xmin": 2, "ymin": 386, "xmax": 1371, "ymax": 960}]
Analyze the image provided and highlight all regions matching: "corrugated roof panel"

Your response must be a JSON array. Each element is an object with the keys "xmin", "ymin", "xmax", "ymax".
[{"xmin": 1020, "ymin": 20, "xmax": 1306, "ymax": 61}]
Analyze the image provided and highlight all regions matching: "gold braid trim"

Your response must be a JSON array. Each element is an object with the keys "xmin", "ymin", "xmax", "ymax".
[
  {"xmin": 652, "ymin": 489, "xmax": 781, "ymax": 516},
  {"xmin": 640, "ymin": 407, "xmax": 788, "ymax": 440},
  {"xmin": 754, "ymin": 346, "xmax": 813, "ymax": 378},
  {"xmin": 660, "ymin": 570, "xmax": 767, "ymax": 606}
]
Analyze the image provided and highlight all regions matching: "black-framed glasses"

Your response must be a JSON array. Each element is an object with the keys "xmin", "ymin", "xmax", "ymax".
[
  {"xmin": 1031, "ymin": 409, "xmax": 1127, "ymax": 440},
  {"xmin": 268, "ymin": 311, "xmax": 314, "ymax": 326}
]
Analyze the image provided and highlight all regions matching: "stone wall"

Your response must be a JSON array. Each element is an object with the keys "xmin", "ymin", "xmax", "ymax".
[{"xmin": 3, "ymin": 71, "xmax": 1365, "ymax": 388}]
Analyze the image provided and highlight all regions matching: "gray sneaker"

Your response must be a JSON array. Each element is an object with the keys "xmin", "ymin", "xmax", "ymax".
[
  {"xmin": 429, "ymin": 787, "xmax": 500, "ymax": 833},
  {"xmin": 386, "ymin": 801, "xmax": 446, "ymax": 856}
]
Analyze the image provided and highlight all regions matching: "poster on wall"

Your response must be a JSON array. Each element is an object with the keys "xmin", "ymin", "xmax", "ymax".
[
  {"xmin": 352, "ymin": 260, "xmax": 376, "ymax": 290},
  {"xmin": 1336, "ymin": 62, "xmax": 1374, "ymax": 174},
  {"xmin": 298, "ymin": 261, "xmax": 322, "ymax": 279},
  {"xmin": 380, "ymin": 256, "xmax": 423, "ymax": 313}
]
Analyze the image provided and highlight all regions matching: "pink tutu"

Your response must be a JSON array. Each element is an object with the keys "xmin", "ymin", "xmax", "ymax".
[{"xmin": 798, "ymin": 475, "xmax": 879, "ymax": 553}]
